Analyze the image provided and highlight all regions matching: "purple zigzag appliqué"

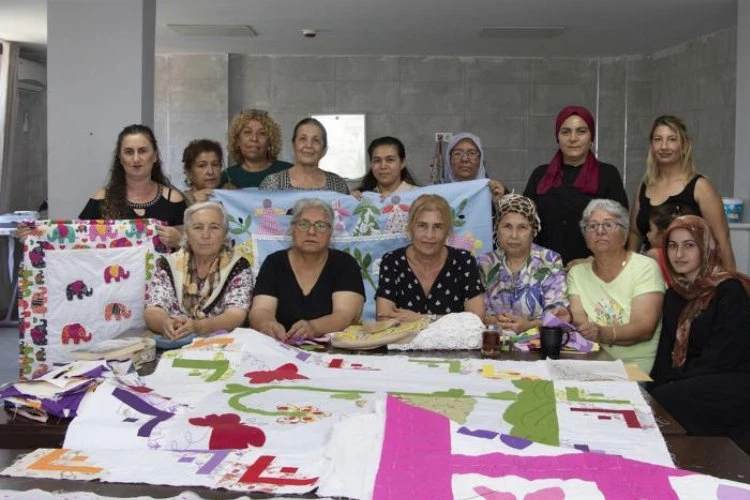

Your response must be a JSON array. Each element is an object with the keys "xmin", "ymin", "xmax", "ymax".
[
  {"xmin": 178, "ymin": 449, "xmax": 232, "ymax": 475},
  {"xmin": 112, "ymin": 387, "xmax": 174, "ymax": 437},
  {"xmin": 456, "ymin": 427, "xmax": 533, "ymax": 450},
  {"xmin": 374, "ymin": 396, "xmax": 697, "ymax": 500}
]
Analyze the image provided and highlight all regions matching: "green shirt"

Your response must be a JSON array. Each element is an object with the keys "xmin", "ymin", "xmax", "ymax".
[
  {"xmin": 567, "ymin": 253, "xmax": 665, "ymax": 374},
  {"xmin": 221, "ymin": 160, "xmax": 292, "ymax": 188}
]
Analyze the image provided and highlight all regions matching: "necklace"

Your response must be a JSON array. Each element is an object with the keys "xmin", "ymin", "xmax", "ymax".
[{"xmin": 128, "ymin": 184, "xmax": 163, "ymax": 210}]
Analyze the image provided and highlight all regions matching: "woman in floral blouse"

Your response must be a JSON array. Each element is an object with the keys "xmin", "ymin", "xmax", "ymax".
[
  {"xmin": 145, "ymin": 201, "xmax": 253, "ymax": 343},
  {"xmin": 478, "ymin": 194, "xmax": 570, "ymax": 332}
]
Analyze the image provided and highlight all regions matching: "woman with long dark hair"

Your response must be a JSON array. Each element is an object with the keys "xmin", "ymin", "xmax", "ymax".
[
  {"xmin": 79, "ymin": 124, "xmax": 186, "ymax": 248},
  {"xmin": 354, "ymin": 136, "xmax": 418, "ymax": 198}
]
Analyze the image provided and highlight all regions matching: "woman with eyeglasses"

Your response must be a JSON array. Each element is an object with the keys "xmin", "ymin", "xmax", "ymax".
[
  {"xmin": 567, "ymin": 199, "xmax": 665, "ymax": 373},
  {"xmin": 442, "ymin": 132, "xmax": 506, "ymax": 202},
  {"xmin": 249, "ymin": 198, "xmax": 365, "ymax": 343},
  {"xmin": 627, "ymin": 115, "xmax": 735, "ymax": 270},
  {"xmin": 259, "ymin": 118, "xmax": 350, "ymax": 194},
  {"xmin": 524, "ymin": 106, "xmax": 628, "ymax": 265},
  {"xmin": 376, "ymin": 194, "xmax": 485, "ymax": 322},
  {"xmin": 222, "ymin": 109, "xmax": 292, "ymax": 188}
]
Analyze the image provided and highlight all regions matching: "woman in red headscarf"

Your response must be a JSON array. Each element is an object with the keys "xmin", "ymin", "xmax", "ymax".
[
  {"xmin": 524, "ymin": 106, "xmax": 628, "ymax": 264},
  {"xmin": 649, "ymin": 215, "xmax": 750, "ymax": 452}
]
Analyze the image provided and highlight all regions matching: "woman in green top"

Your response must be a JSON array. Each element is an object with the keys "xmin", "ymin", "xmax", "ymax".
[
  {"xmin": 567, "ymin": 198, "xmax": 665, "ymax": 373},
  {"xmin": 222, "ymin": 108, "xmax": 292, "ymax": 188}
]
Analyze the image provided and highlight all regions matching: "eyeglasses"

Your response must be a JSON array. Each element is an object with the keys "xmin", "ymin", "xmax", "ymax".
[
  {"xmin": 294, "ymin": 219, "xmax": 332, "ymax": 233},
  {"xmin": 582, "ymin": 221, "xmax": 624, "ymax": 233},
  {"xmin": 450, "ymin": 150, "xmax": 480, "ymax": 160}
]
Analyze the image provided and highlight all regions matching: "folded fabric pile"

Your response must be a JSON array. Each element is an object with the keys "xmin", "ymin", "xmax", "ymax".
[{"xmin": 0, "ymin": 360, "xmax": 123, "ymax": 421}]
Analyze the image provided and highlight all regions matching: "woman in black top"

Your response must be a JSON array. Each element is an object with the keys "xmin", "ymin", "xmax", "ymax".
[
  {"xmin": 627, "ymin": 115, "xmax": 734, "ymax": 270},
  {"xmin": 249, "ymin": 198, "xmax": 365, "ymax": 344},
  {"xmin": 649, "ymin": 215, "xmax": 750, "ymax": 452},
  {"xmin": 524, "ymin": 106, "xmax": 628, "ymax": 265},
  {"xmin": 375, "ymin": 194, "xmax": 485, "ymax": 322},
  {"xmin": 79, "ymin": 124, "xmax": 186, "ymax": 248}
]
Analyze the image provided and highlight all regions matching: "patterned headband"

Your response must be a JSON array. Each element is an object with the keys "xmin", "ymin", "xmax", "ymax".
[{"xmin": 496, "ymin": 194, "xmax": 541, "ymax": 237}]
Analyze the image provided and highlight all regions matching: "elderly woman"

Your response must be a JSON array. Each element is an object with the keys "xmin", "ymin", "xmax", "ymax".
[
  {"xmin": 259, "ymin": 118, "xmax": 349, "ymax": 194},
  {"xmin": 78, "ymin": 124, "xmax": 186, "ymax": 248},
  {"xmin": 354, "ymin": 136, "xmax": 419, "ymax": 198},
  {"xmin": 567, "ymin": 199, "xmax": 665, "ymax": 373},
  {"xmin": 222, "ymin": 109, "xmax": 292, "ymax": 188},
  {"xmin": 628, "ymin": 115, "xmax": 735, "ymax": 270},
  {"xmin": 649, "ymin": 216, "xmax": 750, "ymax": 451},
  {"xmin": 249, "ymin": 198, "xmax": 364, "ymax": 343},
  {"xmin": 442, "ymin": 132, "xmax": 505, "ymax": 201},
  {"xmin": 182, "ymin": 139, "xmax": 223, "ymax": 205},
  {"xmin": 524, "ymin": 106, "xmax": 628, "ymax": 265},
  {"xmin": 144, "ymin": 201, "xmax": 253, "ymax": 341},
  {"xmin": 376, "ymin": 194, "xmax": 485, "ymax": 322},
  {"xmin": 478, "ymin": 194, "xmax": 570, "ymax": 333}
]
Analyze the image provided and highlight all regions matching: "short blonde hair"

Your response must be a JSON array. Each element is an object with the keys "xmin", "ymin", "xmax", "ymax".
[
  {"xmin": 406, "ymin": 194, "xmax": 453, "ymax": 240},
  {"xmin": 643, "ymin": 115, "xmax": 696, "ymax": 186},
  {"xmin": 227, "ymin": 109, "xmax": 282, "ymax": 164}
]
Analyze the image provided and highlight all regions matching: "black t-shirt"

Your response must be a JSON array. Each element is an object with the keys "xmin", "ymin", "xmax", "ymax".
[
  {"xmin": 79, "ymin": 191, "xmax": 187, "ymax": 227},
  {"xmin": 375, "ymin": 246, "xmax": 484, "ymax": 315},
  {"xmin": 524, "ymin": 161, "xmax": 628, "ymax": 264},
  {"xmin": 635, "ymin": 175, "xmax": 703, "ymax": 250},
  {"xmin": 254, "ymin": 249, "xmax": 365, "ymax": 330}
]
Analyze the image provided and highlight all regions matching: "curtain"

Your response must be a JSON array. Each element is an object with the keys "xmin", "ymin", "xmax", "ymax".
[{"xmin": 0, "ymin": 41, "xmax": 20, "ymax": 214}]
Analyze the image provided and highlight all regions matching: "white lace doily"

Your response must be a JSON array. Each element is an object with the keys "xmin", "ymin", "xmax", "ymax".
[{"xmin": 388, "ymin": 312, "xmax": 485, "ymax": 350}]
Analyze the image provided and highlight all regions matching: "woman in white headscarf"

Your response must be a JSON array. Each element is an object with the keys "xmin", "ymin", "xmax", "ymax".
[{"xmin": 441, "ymin": 132, "xmax": 506, "ymax": 202}]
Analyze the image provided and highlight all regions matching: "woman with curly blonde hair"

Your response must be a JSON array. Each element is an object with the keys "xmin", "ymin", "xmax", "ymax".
[{"xmin": 221, "ymin": 108, "xmax": 292, "ymax": 188}]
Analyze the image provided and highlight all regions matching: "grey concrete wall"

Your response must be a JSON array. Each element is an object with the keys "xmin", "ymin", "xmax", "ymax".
[
  {"xmin": 77, "ymin": 27, "xmax": 737, "ymax": 209},
  {"xmin": 8, "ymin": 90, "xmax": 46, "ymax": 212},
  {"xmin": 154, "ymin": 54, "xmax": 228, "ymax": 190}
]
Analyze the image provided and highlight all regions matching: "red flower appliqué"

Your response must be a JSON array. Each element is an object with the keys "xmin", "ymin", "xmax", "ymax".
[{"xmin": 189, "ymin": 413, "xmax": 266, "ymax": 449}]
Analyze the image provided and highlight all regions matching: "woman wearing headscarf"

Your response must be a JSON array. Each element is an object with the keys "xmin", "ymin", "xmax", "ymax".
[
  {"xmin": 649, "ymin": 215, "xmax": 750, "ymax": 451},
  {"xmin": 524, "ymin": 106, "xmax": 628, "ymax": 265},
  {"xmin": 477, "ymin": 194, "xmax": 570, "ymax": 333},
  {"xmin": 441, "ymin": 132, "xmax": 506, "ymax": 202}
]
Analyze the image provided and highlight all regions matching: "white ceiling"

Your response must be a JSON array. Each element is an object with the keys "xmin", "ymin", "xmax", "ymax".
[{"xmin": 0, "ymin": 0, "xmax": 739, "ymax": 59}]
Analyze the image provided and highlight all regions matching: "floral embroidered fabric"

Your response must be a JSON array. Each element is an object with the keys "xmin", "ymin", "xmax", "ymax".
[{"xmin": 477, "ymin": 243, "xmax": 569, "ymax": 319}]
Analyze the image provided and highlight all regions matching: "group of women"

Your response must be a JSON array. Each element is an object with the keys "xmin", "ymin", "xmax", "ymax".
[{"xmin": 30, "ymin": 102, "xmax": 749, "ymax": 451}]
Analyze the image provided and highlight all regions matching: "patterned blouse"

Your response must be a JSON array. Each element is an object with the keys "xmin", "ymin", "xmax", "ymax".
[
  {"xmin": 376, "ymin": 246, "xmax": 485, "ymax": 315},
  {"xmin": 259, "ymin": 169, "xmax": 350, "ymax": 194},
  {"xmin": 147, "ymin": 256, "xmax": 254, "ymax": 318},
  {"xmin": 477, "ymin": 243, "xmax": 568, "ymax": 319}
]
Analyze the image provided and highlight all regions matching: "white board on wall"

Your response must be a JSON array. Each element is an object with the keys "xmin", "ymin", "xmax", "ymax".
[{"xmin": 311, "ymin": 114, "xmax": 366, "ymax": 181}]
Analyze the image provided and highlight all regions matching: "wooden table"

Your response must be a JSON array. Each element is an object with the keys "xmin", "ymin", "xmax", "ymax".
[{"xmin": 666, "ymin": 435, "xmax": 750, "ymax": 484}]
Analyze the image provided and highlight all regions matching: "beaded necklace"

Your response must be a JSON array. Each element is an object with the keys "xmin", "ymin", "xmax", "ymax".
[{"xmin": 127, "ymin": 184, "xmax": 163, "ymax": 210}]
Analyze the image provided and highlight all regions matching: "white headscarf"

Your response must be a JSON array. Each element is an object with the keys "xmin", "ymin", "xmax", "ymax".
[{"xmin": 441, "ymin": 132, "xmax": 487, "ymax": 183}]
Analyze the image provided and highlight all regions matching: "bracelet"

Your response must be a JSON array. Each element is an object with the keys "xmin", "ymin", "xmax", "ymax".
[{"xmin": 610, "ymin": 326, "xmax": 617, "ymax": 347}]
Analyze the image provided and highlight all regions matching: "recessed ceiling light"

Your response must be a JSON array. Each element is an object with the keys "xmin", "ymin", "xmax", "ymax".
[
  {"xmin": 479, "ymin": 26, "xmax": 566, "ymax": 39},
  {"xmin": 167, "ymin": 24, "xmax": 258, "ymax": 37}
]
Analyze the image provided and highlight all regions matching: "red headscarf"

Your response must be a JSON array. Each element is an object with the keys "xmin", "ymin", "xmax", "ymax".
[
  {"xmin": 536, "ymin": 105, "xmax": 600, "ymax": 195},
  {"xmin": 663, "ymin": 215, "xmax": 750, "ymax": 367}
]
